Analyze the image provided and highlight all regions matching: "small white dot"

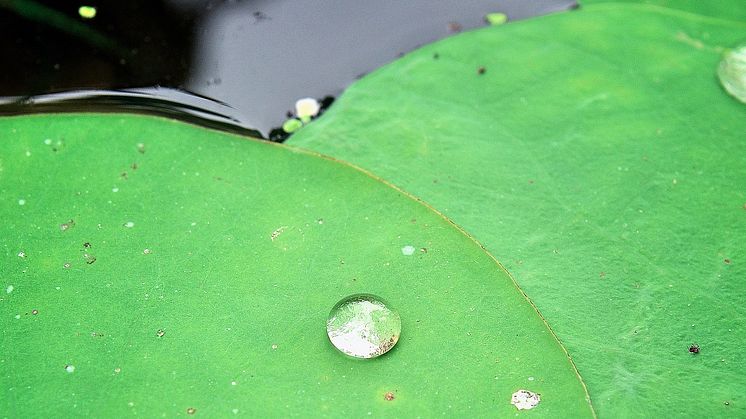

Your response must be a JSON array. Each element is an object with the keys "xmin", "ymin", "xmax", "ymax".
[
  {"xmin": 25, "ymin": 151, "xmax": 31, "ymax": 157},
  {"xmin": 44, "ymin": 139, "xmax": 52, "ymax": 145},
  {"xmin": 232, "ymin": 409, "xmax": 239, "ymax": 414},
  {"xmin": 271, "ymin": 344, "xmax": 278, "ymax": 350},
  {"xmin": 17, "ymin": 251, "xmax": 26, "ymax": 258},
  {"xmin": 18, "ymin": 199, "xmax": 26, "ymax": 206},
  {"xmin": 65, "ymin": 365, "xmax": 75, "ymax": 373},
  {"xmin": 112, "ymin": 188, "xmax": 119, "ymax": 193},
  {"xmin": 401, "ymin": 245, "xmax": 416, "ymax": 256},
  {"xmin": 14, "ymin": 314, "xmax": 20, "ymax": 319},
  {"xmin": 6, "ymin": 285, "xmax": 13, "ymax": 294},
  {"xmin": 231, "ymin": 381, "xmax": 237, "ymax": 386},
  {"xmin": 143, "ymin": 248, "xmax": 151, "ymax": 255},
  {"xmin": 124, "ymin": 221, "xmax": 135, "ymax": 228},
  {"xmin": 528, "ymin": 376, "xmax": 535, "ymax": 381}
]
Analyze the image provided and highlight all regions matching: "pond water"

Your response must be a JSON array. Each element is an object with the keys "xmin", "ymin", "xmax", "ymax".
[{"xmin": 1, "ymin": 0, "xmax": 575, "ymax": 139}]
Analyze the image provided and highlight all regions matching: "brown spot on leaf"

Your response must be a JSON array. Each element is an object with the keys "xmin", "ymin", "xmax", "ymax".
[{"xmin": 384, "ymin": 392, "xmax": 395, "ymax": 401}]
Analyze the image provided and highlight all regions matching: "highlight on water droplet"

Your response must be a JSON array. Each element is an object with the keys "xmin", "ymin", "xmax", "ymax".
[
  {"xmin": 65, "ymin": 364, "xmax": 75, "ymax": 373},
  {"xmin": 124, "ymin": 221, "xmax": 135, "ymax": 228},
  {"xmin": 18, "ymin": 199, "xmax": 26, "ymax": 206},
  {"xmin": 718, "ymin": 43, "xmax": 746, "ymax": 104},
  {"xmin": 6, "ymin": 285, "xmax": 14, "ymax": 294},
  {"xmin": 511, "ymin": 389, "xmax": 541, "ymax": 410},
  {"xmin": 326, "ymin": 294, "xmax": 401, "ymax": 359}
]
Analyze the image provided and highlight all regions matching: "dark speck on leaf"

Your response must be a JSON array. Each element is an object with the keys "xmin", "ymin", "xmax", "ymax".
[
  {"xmin": 433, "ymin": 53, "xmax": 440, "ymax": 59},
  {"xmin": 477, "ymin": 66, "xmax": 486, "ymax": 75},
  {"xmin": 724, "ymin": 258, "xmax": 731, "ymax": 264},
  {"xmin": 83, "ymin": 242, "xmax": 91, "ymax": 248},
  {"xmin": 689, "ymin": 344, "xmax": 700, "ymax": 354}
]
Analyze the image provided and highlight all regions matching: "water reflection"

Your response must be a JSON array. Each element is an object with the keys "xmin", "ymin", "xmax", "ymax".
[{"xmin": 0, "ymin": 0, "xmax": 575, "ymax": 138}]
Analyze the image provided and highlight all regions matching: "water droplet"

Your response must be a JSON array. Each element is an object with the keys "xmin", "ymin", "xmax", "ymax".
[
  {"xmin": 17, "ymin": 251, "xmax": 26, "ymax": 258},
  {"xmin": 124, "ymin": 221, "xmax": 135, "ymax": 228},
  {"xmin": 186, "ymin": 407, "xmax": 196, "ymax": 415},
  {"xmin": 63, "ymin": 262, "xmax": 72, "ymax": 269},
  {"xmin": 60, "ymin": 220, "xmax": 75, "ymax": 231},
  {"xmin": 401, "ymin": 245, "xmax": 416, "ymax": 256},
  {"xmin": 83, "ymin": 253, "xmax": 96, "ymax": 265},
  {"xmin": 31, "ymin": 309, "xmax": 38, "ymax": 315},
  {"xmin": 326, "ymin": 294, "xmax": 401, "ymax": 359},
  {"xmin": 43, "ymin": 139, "xmax": 52, "ymax": 145},
  {"xmin": 6, "ymin": 285, "xmax": 13, "ymax": 294},
  {"xmin": 156, "ymin": 329, "xmax": 165, "ymax": 338},
  {"xmin": 718, "ymin": 44, "xmax": 746, "ymax": 104},
  {"xmin": 271, "ymin": 344, "xmax": 278, "ymax": 350},
  {"xmin": 528, "ymin": 376, "xmax": 535, "ymax": 381},
  {"xmin": 14, "ymin": 314, "xmax": 21, "ymax": 319},
  {"xmin": 65, "ymin": 364, "xmax": 75, "ymax": 373},
  {"xmin": 112, "ymin": 187, "xmax": 119, "ymax": 193},
  {"xmin": 114, "ymin": 367, "xmax": 121, "ymax": 374},
  {"xmin": 18, "ymin": 199, "xmax": 26, "ymax": 206},
  {"xmin": 231, "ymin": 381, "xmax": 237, "ymax": 386},
  {"xmin": 511, "ymin": 389, "xmax": 540, "ymax": 410},
  {"xmin": 143, "ymin": 248, "xmax": 152, "ymax": 255},
  {"xmin": 232, "ymin": 409, "xmax": 239, "ymax": 414}
]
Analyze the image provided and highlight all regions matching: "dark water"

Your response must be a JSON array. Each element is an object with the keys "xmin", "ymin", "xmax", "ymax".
[{"xmin": 1, "ymin": 0, "xmax": 575, "ymax": 139}]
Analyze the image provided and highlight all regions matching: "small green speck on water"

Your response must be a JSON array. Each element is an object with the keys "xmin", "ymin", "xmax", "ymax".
[
  {"xmin": 282, "ymin": 118, "xmax": 303, "ymax": 133},
  {"xmin": 78, "ymin": 6, "xmax": 97, "ymax": 19},
  {"xmin": 484, "ymin": 13, "xmax": 508, "ymax": 26}
]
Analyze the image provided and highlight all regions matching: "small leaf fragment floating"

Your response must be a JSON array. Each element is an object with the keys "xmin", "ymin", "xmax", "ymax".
[
  {"xmin": 78, "ymin": 6, "xmax": 96, "ymax": 19},
  {"xmin": 511, "ymin": 389, "xmax": 541, "ymax": 410},
  {"xmin": 282, "ymin": 118, "xmax": 303, "ymax": 134},
  {"xmin": 484, "ymin": 12, "xmax": 508, "ymax": 26}
]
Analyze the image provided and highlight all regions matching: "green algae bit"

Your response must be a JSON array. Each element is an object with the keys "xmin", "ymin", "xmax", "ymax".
[
  {"xmin": 282, "ymin": 117, "xmax": 303, "ymax": 133},
  {"xmin": 484, "ymin": 12, "xmax": 508, "ymax": 26},
  {"xmin": 718, "ymin": 44, "xmax": 746, "ymax": 104},
  {"xmin": 78, "ymin": 5, "xmax": 97, "ymax": 19}
]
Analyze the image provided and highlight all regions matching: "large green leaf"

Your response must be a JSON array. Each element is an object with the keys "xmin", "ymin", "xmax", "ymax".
[
  {"xmin": 289, "ymin": 4, "xmax": 746, "ymax": 416},
  {"xmin": 578, "ymin": 0, "xmax": 746, "ymax": 22},
  {"xmin": 0, "ymin": 114, "xmax": 594, "ymax": 416}
]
